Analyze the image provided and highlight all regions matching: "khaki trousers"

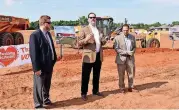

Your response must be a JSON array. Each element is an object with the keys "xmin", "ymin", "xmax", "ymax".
[{"xmin": 117, "ymin": 57, "xmax": 135, "ymax": 89}]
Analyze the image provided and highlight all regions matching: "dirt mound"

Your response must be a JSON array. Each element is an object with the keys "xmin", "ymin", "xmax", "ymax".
[
  {"xmin": 135, "ymin": 48, "xmax": 178, "ymax": 53},
  {"xmin": 58, "ymin": 48, "xmax": 179, "ymax": 62},
  {"xmin": 58, "ymin": 53, "xmax": 82, "ymax": 61}
]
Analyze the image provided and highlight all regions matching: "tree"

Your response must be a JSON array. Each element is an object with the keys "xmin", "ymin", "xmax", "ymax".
[
  {"xmin": 28, "ymin": 21, "xmax": 39, "ymax": 30},
  {"xmin": 78, "ymin": 16, "xmax": 88, "ymax": 25},
  {"xmin": 28, "ymin": 16, "xmax": 179, "ymax": 31},
  {"xmin": 172, "ymin": 21, "xmax": 179, "ymax": 26},
  {"xmin": 151, "ymin": 22, "xmax": 161, "ymax": 27}
]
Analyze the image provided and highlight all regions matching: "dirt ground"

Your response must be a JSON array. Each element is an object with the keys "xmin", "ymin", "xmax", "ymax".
[{"xmin": 0, "ymin": 45, "xmax": 179, "ymax": 109}]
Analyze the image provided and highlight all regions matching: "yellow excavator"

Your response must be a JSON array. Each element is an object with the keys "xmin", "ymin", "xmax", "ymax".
[{"xmin": 75, "ymin": 16, "xmax": 114, "ymax": 39}]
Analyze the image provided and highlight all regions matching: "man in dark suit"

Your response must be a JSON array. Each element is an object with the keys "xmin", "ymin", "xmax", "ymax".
[
  {"xmin": 78, "ymin": 12, "xmax": 106, "ymax": 101},
  {"xmin": 29, "ymin": 15, "xmax": 57, "ymax": 108}
]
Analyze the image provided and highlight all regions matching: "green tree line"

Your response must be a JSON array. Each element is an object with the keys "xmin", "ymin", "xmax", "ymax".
[{"xmin": 27, "ymin": 16, "xmax": 179, "ymax": 30}]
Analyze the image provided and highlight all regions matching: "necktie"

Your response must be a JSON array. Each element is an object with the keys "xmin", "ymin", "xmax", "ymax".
[
  {"xmin": 45, "ymin": 32, "xmax": 50, "ymax": 43},
  {"xmin": 45, "ymin": 32, "xmax": 54, "ymax": 60}
]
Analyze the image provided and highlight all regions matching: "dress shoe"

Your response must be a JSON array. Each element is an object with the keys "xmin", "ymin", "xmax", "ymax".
[
  {"xmin": 128, "ymin": 88, "xmax": 133, "ymax": 92},
  {"xmin": 44, "ymin": 98, "xmax": 52, "ymax": 105},
  {"xmin": 93, "ymin": 92, "xmax": 104, "ymax": 97},
  {"xmin": 119, "ymin": 89, "xmax": 125, "ymax": 93},
  {"xmin": 81, "ymin": 95, "xmax": 88, "ymax": 101},
  {"xmin": 35, "ymin": 105, "xmax": 45, "ymax": 109},
  {"xmin": 128, "ymin": 88, "xmax": 138, "ymax": 92}
]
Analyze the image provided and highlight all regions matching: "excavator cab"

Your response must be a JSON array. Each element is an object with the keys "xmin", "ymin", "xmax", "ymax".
[{"xmin": 96, "ymin": 16, "xmax": 114, "ymax": 40}]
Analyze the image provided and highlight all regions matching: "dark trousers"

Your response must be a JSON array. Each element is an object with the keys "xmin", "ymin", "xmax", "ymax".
[
  {"xmin": 81, "ymin": 52, "xmax": 102, "ymax": 95},
  {"xmin": 33, "ymin": 71, "xmax": 52, "ymax": 108}
]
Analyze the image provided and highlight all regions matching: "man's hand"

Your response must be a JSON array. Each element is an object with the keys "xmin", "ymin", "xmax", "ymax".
[
  {"xmin": 35, "ymin": 70, "xmax": 41, "ymax": 76},
  {"xmin": 127, "ymin": 51, "xmax": 134, "ymax": 56},
  {"xmin": 85, "ymin": 33, "xmax": 95, "ymax": 43}
]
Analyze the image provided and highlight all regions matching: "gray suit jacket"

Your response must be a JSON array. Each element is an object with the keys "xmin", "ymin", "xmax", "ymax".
[{"xmin": 114, "ymin": 33, "xmax": 136, "ymax": 64}]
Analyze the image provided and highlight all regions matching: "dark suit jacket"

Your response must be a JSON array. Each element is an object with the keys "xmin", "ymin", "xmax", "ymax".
[{"xmin": 29, "ymin": 29, "xmax": 57, "ymax": 73}]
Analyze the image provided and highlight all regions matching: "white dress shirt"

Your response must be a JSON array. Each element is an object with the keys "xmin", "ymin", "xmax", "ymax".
[
  {"xmin": 42, "ymin": 30, "xmax": 54, "ymax": 60},
  {"xmin": 89, "ymin": 24, "xmax": 101, "ymax": 52},
  {"xmin": 124, "ymin": 36, "xmax": 131, "ymax": 51}
]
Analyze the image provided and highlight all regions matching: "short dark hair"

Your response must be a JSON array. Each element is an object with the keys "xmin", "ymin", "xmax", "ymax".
[
  {"xmin": 39, "ymin": 15, "xmax": 51, "ymax": 26},
  {"xmin": 88, "ymin": 12, "xmax": 96, "ymax": 18},
  {"xmin": 122, "ymin": 24, "xmax": 130, "ymax": 30}
]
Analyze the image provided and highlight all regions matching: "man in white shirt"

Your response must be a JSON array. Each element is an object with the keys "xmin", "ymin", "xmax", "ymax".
[
  {"xmin": 78, "ymin": 12, "xmax": 106, "ymax": 101},
  {"xmin": 89, "ymin": 23, "xmax": 101, "ymax": 52},
  {"xmin": 113, "ymin": 24, "xmax": 136, "ymax": 93}
]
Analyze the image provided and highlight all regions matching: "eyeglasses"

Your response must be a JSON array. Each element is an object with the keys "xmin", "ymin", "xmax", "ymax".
[
  {"xmin": 45, "ymin": 22, "xmax": 51, "ymax": 24},
  {"xmin": 89, "ymin": 17, "xmax": 96, "ymax": 19}
]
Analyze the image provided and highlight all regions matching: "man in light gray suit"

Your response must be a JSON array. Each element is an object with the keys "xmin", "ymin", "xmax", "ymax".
[{"xmin": 114, "ymin": 24, "xmax": 136, "ymax": 93}]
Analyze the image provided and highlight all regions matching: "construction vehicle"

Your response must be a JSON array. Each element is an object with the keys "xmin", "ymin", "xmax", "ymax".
[
  {"xmin": 96, "ymin": 16, "xmax": 114, "ymax": 40},
  {"xmin": 110, "ymin": 18, "xmax": 130, "ymax": 41},
  {"xmin": 111, "ymin": 18, "xmax": 161, "ymax": 48},
  {"xmin": 55, "ymin": 16, "xmax": 115, "ymax": 48},
  {"xmin": 135, "ymin": 29, "xmax": 166, "ymax": 48},
  {"xmin": 138, "ymin": 26, "xmax": 179, "ymax": 48},
  {"xmin": 0, "ymin": 15, "xmax": 30, "ymax": 46}
]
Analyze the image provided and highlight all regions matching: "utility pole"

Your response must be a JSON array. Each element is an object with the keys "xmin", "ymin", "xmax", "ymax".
[{"xmin": 124, "ymin": 18, "xmax": 128, "ymax": 24}]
